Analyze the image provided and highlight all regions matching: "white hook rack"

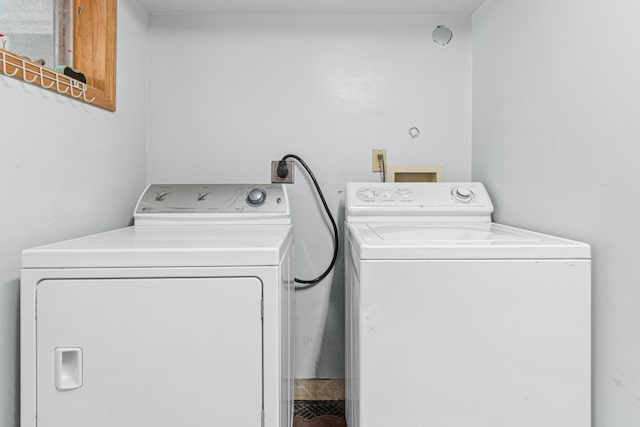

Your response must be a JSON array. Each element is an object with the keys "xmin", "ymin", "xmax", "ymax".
[{"xmin": 0, "ymin": 49, "xmax": 95, "ymax": 104}]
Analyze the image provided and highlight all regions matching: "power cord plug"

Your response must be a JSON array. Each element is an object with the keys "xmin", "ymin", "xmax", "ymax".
[{"xmin": 277, "ymin": 160, "xmax": 289, "ymax": 179}]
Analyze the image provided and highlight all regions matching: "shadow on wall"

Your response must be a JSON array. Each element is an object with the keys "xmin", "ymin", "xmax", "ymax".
[
  {"xmin": 316, "ymin": 196, "xmax": 346, "ymax": 377},
  {"xmin": 0, "ymin": 277, "xmax": 20, "ymax": 427}
]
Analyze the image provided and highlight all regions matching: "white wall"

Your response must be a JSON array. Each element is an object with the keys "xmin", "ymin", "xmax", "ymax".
[
  {"xmin": 473, "ymin": 0, "xmax": 640, "ymax": 424},
  {"xmin": 147, "ymin": 13, "xmax": 472, "ymax": 377},
  {"xmin": 0, "ymin": 1, "xmax": 148, "ymax": 425}
]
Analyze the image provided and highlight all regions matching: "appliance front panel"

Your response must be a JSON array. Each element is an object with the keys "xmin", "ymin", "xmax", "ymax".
[
  {"xmin": 36, "ymin": 277, "xmax": 262, "ymax": 427},
  {"xmin": 352, "ymin": 259, "xmax": 590, "ymax": 427}
]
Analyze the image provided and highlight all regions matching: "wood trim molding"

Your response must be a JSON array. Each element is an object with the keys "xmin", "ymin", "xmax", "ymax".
[{"xmin": 74, "ymin": 0, "xmax": 117, "ymax": 111}]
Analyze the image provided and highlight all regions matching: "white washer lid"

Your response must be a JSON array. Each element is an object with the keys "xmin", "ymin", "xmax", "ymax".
[
  {"xmin": 22, "ymin": 225, "xmax": 293, "ymax": 268},
  {"xmin": 347, "ymin": 222, "xmax": 590, "ymax": 260}
]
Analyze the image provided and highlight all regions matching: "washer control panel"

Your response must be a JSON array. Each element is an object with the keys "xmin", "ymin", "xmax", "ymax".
[
  {"xmin": 135, "ymin": 184, "xmax": 288, "ymax": 215},
  {"xmin": 347, "ymin": 182, "xmax": 494, "ymax": 221},
  {"xmin": 355, "ymin": 184, "xmax": 482, "ymax": 205}
]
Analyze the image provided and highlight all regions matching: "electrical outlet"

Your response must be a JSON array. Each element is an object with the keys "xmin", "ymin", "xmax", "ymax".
[
  {"xmin": 271, "ymin": 160, "xmax": 294, "ymax": 183},
  {"xmin": 372, "ymin": 149, "xmax": 387, "ymax": 172}
]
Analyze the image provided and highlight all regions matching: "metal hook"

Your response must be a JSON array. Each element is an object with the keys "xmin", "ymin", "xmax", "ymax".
[
  {"xmin": 82, "ymin": 88, "xmax": 95, "ymax": 103},
  {"xmin": 1, "ymin": 52, "xmax": 20, "ymax": 77},
  {"xmin": 56, "ymin": 75, "xmax": 70, "ymax": 94},
  {"xmin": 23, "ymin": 66, "xmax": 39, "ymax": 83},
  {"xmin": 41, "ymin": 73, "xmax": 55, "ymax": 89},
  {"xmin": 69, "ymin": 83, "xmax": 82, "ymax": 98},
  {"xmin": 1, "ymin": 49, "xmax": 95, "ymax": 104}
]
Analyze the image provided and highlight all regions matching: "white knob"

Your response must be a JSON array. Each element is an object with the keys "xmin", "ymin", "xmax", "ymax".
[
  {"xmin": 365, "ymin": 190, "xmax": 375, "ymax": 200},
  {"xmin": 456, "ymin": 187, "xmax": 471, "ymax": 197},
  {"xmin": 453, "ymin": 186, "xmax": 474, "ymax": 202}
]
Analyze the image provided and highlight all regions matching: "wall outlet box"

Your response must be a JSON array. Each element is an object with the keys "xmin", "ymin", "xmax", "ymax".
[
  {"xmin": 0, "ymin": 36, "xmax": 10, "ymax": 51},
  {"xmin": 372, "ymin": 149, "xmax": 387, "ymax": 172},
  {"xmin": 271, "ymin": 160, "xmax": 294, "ymax": 183}
]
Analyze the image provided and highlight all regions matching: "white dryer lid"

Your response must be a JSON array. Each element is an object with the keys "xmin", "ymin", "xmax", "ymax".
[
  {"xmin": 22, "ymin": 225, "xmax": 293, "ymax": 268},
  {"xmin": 347, "ymin": 222, "xmax": 590, "ymax": 260}
]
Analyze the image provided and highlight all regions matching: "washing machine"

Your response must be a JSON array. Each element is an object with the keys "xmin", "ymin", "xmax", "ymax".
[
  {"xmin": 345, "ymin": 182, "xmax": 590, "ymax": 427},
  {"xmin": 21, "ymin": 184, "xmax": 294, "ymax": 427}
]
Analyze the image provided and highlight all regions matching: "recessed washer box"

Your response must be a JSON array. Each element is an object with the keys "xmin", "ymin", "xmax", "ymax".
[{"xmin": 385, "ymin": 164, "xmax": 444, "ymax": 182}]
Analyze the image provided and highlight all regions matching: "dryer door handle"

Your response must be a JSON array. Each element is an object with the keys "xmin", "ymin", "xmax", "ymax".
[{"xmin": 54, "ymin": 347, "xmax": 83, "ymax": 390}]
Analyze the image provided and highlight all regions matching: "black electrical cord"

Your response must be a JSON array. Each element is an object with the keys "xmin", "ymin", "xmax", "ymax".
[{"xmin": 279, "ymin": 154, "xmax": 339, "ymax": 286}]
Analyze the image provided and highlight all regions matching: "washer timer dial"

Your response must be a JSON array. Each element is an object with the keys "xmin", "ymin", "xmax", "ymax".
[{"xmin": 452, "ymin": 186, "xmax": 474, "ymax": 203}]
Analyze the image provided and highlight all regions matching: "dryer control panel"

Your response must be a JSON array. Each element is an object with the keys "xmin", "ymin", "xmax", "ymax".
[
  {"xmin": 134, "ymin": 184, "xmax": 291, "ymax": 225},
  {"xmin": 346, "ymin": 182, "xmax": 494, "ymax": 223}
]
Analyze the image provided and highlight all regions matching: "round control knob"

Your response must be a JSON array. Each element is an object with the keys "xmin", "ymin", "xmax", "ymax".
[
  {"xmin": 398, "ymin": 189, "xmax": 412, "ymax": 200},
  {"xmin": 453, "ymin": 186, "xmax": 474, "ymax": 202},
  {"xmin": 364, "ymin": 190, "xmax": 376, "ymax": 200},
  {"xmin": 246, "ymin": 188, "xmax": 267, "ymax": 207}
]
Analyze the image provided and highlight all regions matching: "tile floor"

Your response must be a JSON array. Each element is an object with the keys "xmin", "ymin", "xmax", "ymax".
[{"xmin": 293, "ymin": 400, "xmax": 346, "ymax": 427}]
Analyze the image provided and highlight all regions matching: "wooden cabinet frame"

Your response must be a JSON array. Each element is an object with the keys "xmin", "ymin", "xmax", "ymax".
[
  {"xmin": 74, "ymin": 0, "xmax": 117, "ymax": 111},
  {"xmin": 0, "ymin": 0, "xmax": 117, "ymax": 111}
]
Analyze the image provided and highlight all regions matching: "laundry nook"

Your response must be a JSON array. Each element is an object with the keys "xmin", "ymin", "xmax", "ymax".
[{"xmin": 1, "ymin": 0, "xmax": 638, "ymax": 426}]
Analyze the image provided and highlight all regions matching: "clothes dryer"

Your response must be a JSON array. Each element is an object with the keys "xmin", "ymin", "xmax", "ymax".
[
  {"xmin": 345, "ymin": 182, "xmax": 590, "ymax": 427},
  {"xmin": 21, "ymin": 184, "xmax": 294, "ymax": 427}
]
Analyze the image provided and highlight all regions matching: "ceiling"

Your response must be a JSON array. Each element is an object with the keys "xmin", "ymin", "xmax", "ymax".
[{"xmin": 138, "ymin": 0, "xmax": 487, "ymax": 15}]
